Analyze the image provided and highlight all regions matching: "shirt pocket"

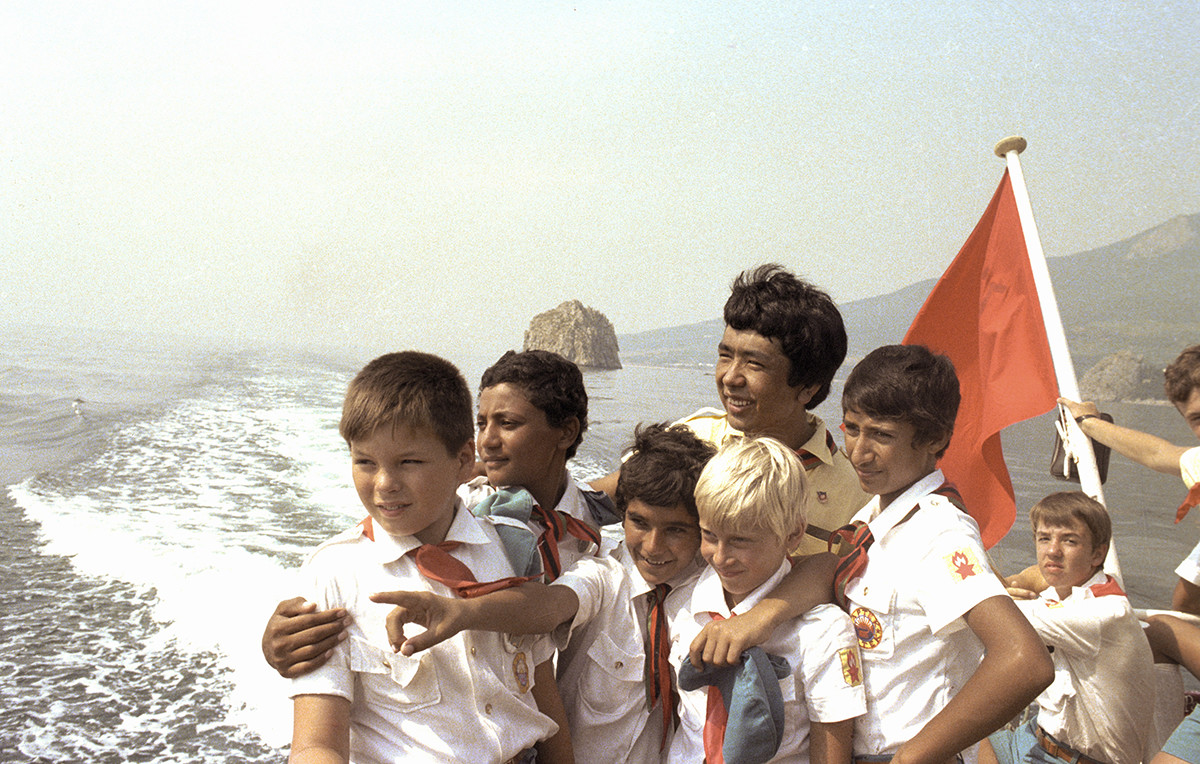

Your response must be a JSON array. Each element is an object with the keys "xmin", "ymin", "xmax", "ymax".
[
  {"xmin": 847, "ymin": 580, "xmax": 895, "ymax": 660},
  {"xmin": 349, "ymin": 636, "xmax": 442, "ymax": 712},
  {"xmin": 577, "ymin": 631, "xmax": 645, "ymax": 720}
]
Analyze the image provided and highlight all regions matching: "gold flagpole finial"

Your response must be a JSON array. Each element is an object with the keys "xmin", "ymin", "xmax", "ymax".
[{"xmin": 994, "ymin": 136, "xmax": 1027, "ymax": 157}]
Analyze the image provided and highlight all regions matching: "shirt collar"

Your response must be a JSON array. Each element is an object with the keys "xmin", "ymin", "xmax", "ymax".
[
  {"xmin": 796, "ymin": 414, "xmax": 836, "ymax": 466},
  {"xmin": 693, "ymin": 558, "xmax": 791, "ymax": 621},
  {"xmin": 866, "ymin": 469, "xmax": 945, "ymax": 531},
  {"xmin": 1040, "ymin": 569, "xmax": 1111, "ymax": 602},
  {"xmin": 364, "ymin": 498, "xmax": 488, "ymax": 565}
]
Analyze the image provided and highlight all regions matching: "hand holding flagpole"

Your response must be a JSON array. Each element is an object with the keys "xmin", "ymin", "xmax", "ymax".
[{"xmin": 994, "ymin": 136, "xmax": 1119, "ymax": 581}]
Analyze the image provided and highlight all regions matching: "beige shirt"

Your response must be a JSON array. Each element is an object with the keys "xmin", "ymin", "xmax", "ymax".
[{"xmin": 675, "ymin": 408, "xmax": 870, "ymax": 556}]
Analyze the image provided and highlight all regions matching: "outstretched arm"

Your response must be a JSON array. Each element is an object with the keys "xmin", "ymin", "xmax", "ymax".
[
  {"xmin": 689, "ymin": 552, "xmax": 837, "ymax": 667},
  {"xmin": 1060, "ymin": 397, "xmax": 1189, "ymax": 476},
  {"xmin": 891, "ymin": 595, "xmax": 1053, "ymax": 764},
  {"xmin": 369, "ymin": 583, "xmax": 580, "ymax": 655},
  {"xmin": 262, "ymin": 597, "xmax": 350, "ymax": 678}
]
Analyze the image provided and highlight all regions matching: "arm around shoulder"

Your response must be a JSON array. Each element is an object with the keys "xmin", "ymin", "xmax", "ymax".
[{"xmin": 689, "ymin": 552, "xmax": 836, "ymax": 667}]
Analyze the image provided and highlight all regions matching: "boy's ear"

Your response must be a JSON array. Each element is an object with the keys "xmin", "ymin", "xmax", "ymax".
[
  {"xmin": 786, "ymin": 522, "xmax": 807, "ymax": 550},
  {"xmin": 556, "ymin": 416, "xmax": 581, "ymax": 451},
  {"xmin": 789, "ymin": 382, "xmax": 821, "ymax": 409},
  {"xmin": 1090, "ymin": 542, "xmax": 1109, "ymax": 571},
  {"xmin": 455, "ymin": 440, "xmax": 476, "ymax": 477},
  {"xmin": 921, "ymin": 432, "xmax": 952, "ymax": 459}
]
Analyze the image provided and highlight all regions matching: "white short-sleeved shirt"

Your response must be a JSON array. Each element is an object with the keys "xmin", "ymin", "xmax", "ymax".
[
  {"xmin": 667, "ymin": 561, "xmax": 866, "ymax": 764},
  {"xmin": 1016, "ymin": 571, "xmax": 1155, "ymax": 764},
  {"xmin": 289, "ymin": 502, "xmax": 557, "ymax": 764},
  {"xmin": 845, "ymin": 470, "xmax": 1006, "ymax": 756},
  {"xmin": 1183, "ymin": 446, "xmax": 1200, "ymax": 489},
  {"xmin": 675, "ymin": 408, "xmax": 870, "ymax": 556},
  {"xmin": 550, "ymin": 538, "xmax": 701, "ymax": 764},
  {"xmin": 1172, "ymin": 447, "xmax": 1200, "ymax": 584}
]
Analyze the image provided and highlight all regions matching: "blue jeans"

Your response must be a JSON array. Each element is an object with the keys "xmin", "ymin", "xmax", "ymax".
[
  {"xmin": 1163, "ymin": 707, "xmax": 1200, "ymax": 763},
  {"xmin": 986, "ymin": 719, "xmax": 1059, "ymax": 764}
]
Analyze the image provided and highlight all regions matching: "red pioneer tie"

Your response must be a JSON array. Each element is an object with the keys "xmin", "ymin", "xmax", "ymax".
[
  {"xmin": 701, "ymin": 612, "xmax": 729, "ymax": 764},
  {"xmin": 645, "ymin": 583, "xmax": 676, "ymax": 749},
  {"xmin": 529, "ymin": 502, "xmax": 601, "ymax": 581},
  {"xmin": 1176, "ymin": 483, "xmax": 1200, "ymax": 524},
  {"xmin": 359, "ymin": 517, "xmax": 537, "ymax": 598}
]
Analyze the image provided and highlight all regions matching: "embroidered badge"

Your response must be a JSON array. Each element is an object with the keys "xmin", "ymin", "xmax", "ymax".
[
  {"xmin": 945, "ymin": 548, "xmax": 981, "ymax": 581},
  {"xmin": 513, "ymin": 651, "xmax": 530, "ymax": 693},
  {"xmin": 816, "ymin": 490, "xmax": 828, "ymax": 504},
  {"xmin": 839, "ymin": 646, "xmax": 863, "ymax": 686},
  {"xmin": 851, "ymin": 607, "xmax": 883, "ymax": 650}
]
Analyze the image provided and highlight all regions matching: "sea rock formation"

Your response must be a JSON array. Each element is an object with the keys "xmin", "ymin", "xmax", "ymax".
[
  {"xmin": 524, "ymin": 300, "xmax": 621, "ymax": 369},
  {"xmin": 1079, "ymin": 351, "xmax": 1161, "ymax": 402}
]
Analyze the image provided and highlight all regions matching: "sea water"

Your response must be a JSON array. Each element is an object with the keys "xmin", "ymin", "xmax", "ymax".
[{"xmin": 1, "ymin": 323, "xmax": 1195, "ymax": 761}]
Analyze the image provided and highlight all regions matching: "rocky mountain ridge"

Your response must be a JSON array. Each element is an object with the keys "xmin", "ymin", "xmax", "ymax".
[{"xmin": 619, "ymin": 212, "xmax": 1199, "ymax": 401}]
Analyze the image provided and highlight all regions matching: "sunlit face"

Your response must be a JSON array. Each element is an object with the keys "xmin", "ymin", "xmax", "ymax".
[
  {"xmin": 715, "ymin": 327, "xmax": 818, "ymax": 450},
  {"xmin": 623, "ymin": 499, "xmax": 701, "ymax": 586},
  {"xmin": 843, "ymin": 408, "xmax": 945, "ymax": 508},
  {"xmin": 350, "ymin": 422, "xmax": 474, "ymax": 544},
  {"xmin": 1175, "ymin": 387, "xmax": 1200, "ymax": 441},
  {"xmin": 1035, "ymin": 518, "xmax": 1105, "ymax": 598},
  {"xmin": 700, "ymin": 521, "xmax": 800, "ymax": 607},
  {"xmin": 476, "ymin": 383, "xmax": 574, "ymax": 492}
]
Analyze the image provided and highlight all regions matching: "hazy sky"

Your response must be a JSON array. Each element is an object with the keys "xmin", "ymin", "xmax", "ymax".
[{"xmin": 3, "ymin": 1, "xmax": 1197, "ymax": 359}]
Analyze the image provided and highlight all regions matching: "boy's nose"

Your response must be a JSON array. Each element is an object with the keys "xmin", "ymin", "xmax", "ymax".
[
  {"xmin": 643, "ymin": 529, "xmax": 664, "ymax": 554},
  {"xmin": 719, "ymin": 363, "xmax": 745, "ymax": 387},
  {"xmin": 478, "ymin": 422, "xmax": 499, "ymax": 447},
  {"xmin": 376, "ymin": 468, "xmax": 402, "ymax": 493}
]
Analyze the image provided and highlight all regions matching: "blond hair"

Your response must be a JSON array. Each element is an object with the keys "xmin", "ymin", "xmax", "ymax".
[{"xmin": 694, "ymin": 436, "xmax": 808, "ymax": 545}]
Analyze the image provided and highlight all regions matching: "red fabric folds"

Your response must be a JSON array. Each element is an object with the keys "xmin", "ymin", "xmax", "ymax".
[{"xmin": 903, "ymin": 170, "xmax": 1058, "ymax": 548}]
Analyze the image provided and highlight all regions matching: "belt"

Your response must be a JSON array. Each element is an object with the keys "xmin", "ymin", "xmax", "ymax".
[{"xmin": 1035, "ymin": 726, "xmax": 1106, "ymax": 764}]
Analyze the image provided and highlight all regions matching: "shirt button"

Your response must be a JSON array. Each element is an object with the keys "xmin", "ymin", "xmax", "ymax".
[
  {"xmin": 470, "ymin": 646, "xmax": 477, "ymax": 656},
  {"xmin": 485, "ymin": 703, "xmax": 493, "ymax": 714},
  {"xmin": 614, "ymin": 661, "xmax": 623, "ymax": 669}
]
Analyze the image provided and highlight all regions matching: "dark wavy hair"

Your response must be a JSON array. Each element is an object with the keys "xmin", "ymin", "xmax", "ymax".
[
  {"xmin": 615, "ymin": 423, "xmax": 716, "ymax": 519},
  {"xmin": 723, "ymin": 264, "xmax": 847, "ymax": 408},
  {"xmin": 1165, "ymin": 345, "xmax": 1200, "ymax": 406},
  {"xmin": 479, "ymin": 350, "xmax": 588, "ymax": 459},
  {"xmin": 340, "ymin": 351, "xmax": 473, "ymax": 454},
  {"xmin": 842, "ymin": 344, "xmax": 959, "ymax": 457}
]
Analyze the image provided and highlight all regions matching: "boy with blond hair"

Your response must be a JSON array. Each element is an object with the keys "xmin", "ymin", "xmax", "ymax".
[
  {"xmin": 668, "ymin": 436, "xmax": 865, "ymax": 764},
  {"xmin": 287, "ymin": 351, "xmax": 569, "ymax": 764}
]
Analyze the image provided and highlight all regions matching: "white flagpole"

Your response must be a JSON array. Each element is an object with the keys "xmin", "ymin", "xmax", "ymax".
[{"xmin": 993, "ymin": 136, "xmax": 1121, "ymax": 582}]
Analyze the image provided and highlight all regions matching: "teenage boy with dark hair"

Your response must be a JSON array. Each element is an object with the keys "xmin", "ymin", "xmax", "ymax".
[
  {"xmin": 982, "ymin": 491, "xmax": 1155, "ymax": 764},
  {"xmin": 691, "ymin": 344, "xmax": 1053, "ymax": 762},
  {"xmin": 592, "ymin": 264, "xmax": 869, "ymax": 557},
  {"xmin": 470, "ymin": 350, "xmax": 617, "ymax": 526},
  {"xmin": 1059, "ymin": 343, "xmax": 1200, "ymax": 614},
  {"xmin": 287, "ymin": 351, "xmax": 570, "ymax": 763}
]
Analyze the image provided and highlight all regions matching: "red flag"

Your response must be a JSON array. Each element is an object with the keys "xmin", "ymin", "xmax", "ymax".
[{"xmin": 903, "ymin": 170, "xmax": 1058, "ymax": 548}]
